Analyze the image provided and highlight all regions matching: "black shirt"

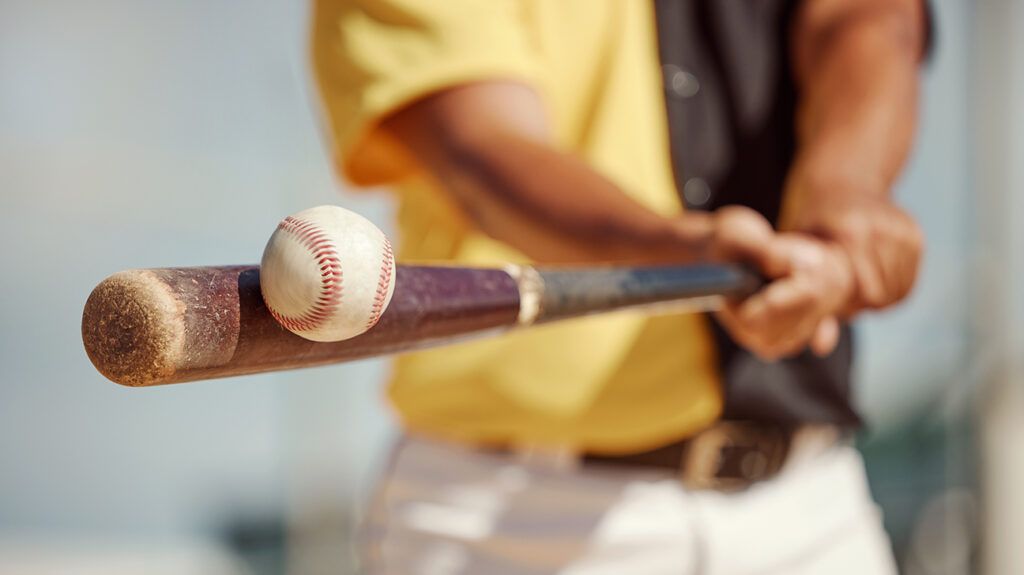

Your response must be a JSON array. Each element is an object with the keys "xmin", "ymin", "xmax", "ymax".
[{"xmin": 654, "ymin": 0, "xmax": 862, "ymax": 426}]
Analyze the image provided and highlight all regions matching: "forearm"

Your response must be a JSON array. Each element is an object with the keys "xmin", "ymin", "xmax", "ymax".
[
  {"xmin": 435, "ymin": 133, "xmax": 711, "ymax": 264},
  {"xmin": 780, "ymin": 0, "xmax": 927, "ymax": 310},
  {"xmin": 384, "ymin": 84, "xmax": 711, "ymax": 265},
  {"xmin": 789, "ymin": 1, "xmax": 926, "ymax": 200}
]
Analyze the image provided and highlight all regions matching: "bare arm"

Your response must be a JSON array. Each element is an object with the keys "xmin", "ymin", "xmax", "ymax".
[
  {"xmin": 718, "ymin": 0, "xmax": 928, "ymax": 359},
  {"xmin": 783, "ymin": 0, "xmax": 927, "ymax": 309},
  {"xmin": 789, "ymin": 0, "xmax": 926, "ymax": 188},
  {"xmin": 380, "ymin": 82, "xmax": 717, "ymax": 265},
  {"xmin": 380, "ymin": 78, "xmax": 855, "ymax": 359}
]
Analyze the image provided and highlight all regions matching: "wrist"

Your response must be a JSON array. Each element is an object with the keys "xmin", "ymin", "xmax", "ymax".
[
  {"xmin": 637, "ymin": 212, "xmax": 714, "ymax": 264},
  {"xmin": 795, "ymin": 141, "xmax": 888, "ymax": 197},
  {"xmin": 598, "ymin": 212, "xmax": 713, "ymax": 265},
  {"xmin": 780, "ymin": 148, "xmax": 890, "ymax": 232}
]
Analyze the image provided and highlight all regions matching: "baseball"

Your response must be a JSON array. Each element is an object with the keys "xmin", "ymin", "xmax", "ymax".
[{"xmin": 260, "ymin": 205, "xmax": 395, "ymax": 342}]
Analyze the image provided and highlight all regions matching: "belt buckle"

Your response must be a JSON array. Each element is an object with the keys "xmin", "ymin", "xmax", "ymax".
[{"xmin": 681, "ymin": 422, "xmax": 789, "ymax": 491}]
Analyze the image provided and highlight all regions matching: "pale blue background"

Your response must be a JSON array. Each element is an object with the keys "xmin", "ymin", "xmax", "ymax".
[{"xmin": 0, "ymin": 0, "xmax": 998, "ymax": 572}]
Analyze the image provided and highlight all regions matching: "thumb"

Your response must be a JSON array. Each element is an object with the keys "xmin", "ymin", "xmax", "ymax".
[{"xmin": 713, "ymin": 207, "xmax": 791, "ymax": 278}]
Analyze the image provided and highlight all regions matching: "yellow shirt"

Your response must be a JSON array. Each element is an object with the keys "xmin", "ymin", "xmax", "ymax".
[{"xmin": 312, "ymin": 0, "xmax": 722, "ymax": 453}]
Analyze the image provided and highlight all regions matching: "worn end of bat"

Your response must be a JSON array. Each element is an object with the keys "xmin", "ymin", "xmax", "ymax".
[{"xmin": 82, "ymin": 270, "xmax": 186, "ymax": 387}]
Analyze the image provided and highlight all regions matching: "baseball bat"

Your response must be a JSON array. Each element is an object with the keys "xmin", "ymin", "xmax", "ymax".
[{"xmin": 82, "ymin": 263, "xmax": 761, "ymax": 387}]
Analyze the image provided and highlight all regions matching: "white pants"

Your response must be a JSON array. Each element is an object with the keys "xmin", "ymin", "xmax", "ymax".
[{"xmin": 363, "ymin": 434, "xmax": 897, "ymax": 575}]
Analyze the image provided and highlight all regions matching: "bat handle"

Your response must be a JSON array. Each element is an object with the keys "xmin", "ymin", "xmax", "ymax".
[
  {"xmin": 531, "ymin": 263, "xmax": 764, "ymax": 323},
  {"xmin": 729, "ymin": 265, "xmax": 767, "ymax": 298}
]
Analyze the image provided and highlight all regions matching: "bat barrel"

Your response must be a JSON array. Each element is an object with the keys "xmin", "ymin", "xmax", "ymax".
[{"xmin": 82, "ymin": 266, "xmax": 521, "ymax": 386}]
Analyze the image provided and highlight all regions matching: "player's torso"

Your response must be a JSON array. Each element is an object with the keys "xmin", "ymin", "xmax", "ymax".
[{"xmin": 389, "ymin": 0, "xmax": 721, "ymax": 451}]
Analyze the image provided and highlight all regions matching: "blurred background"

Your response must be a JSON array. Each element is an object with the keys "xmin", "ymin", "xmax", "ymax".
[{"xmin": 0, "ymin": 0, "xmax": 1020, "ymax": 573}]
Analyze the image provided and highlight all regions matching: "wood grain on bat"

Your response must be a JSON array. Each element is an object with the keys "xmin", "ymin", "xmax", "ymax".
[{"xmin": 82, "ymin": 266, "xmax": 522, "ymax": 386}]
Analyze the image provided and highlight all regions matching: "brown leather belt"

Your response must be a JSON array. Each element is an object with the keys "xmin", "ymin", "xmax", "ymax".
[{"xmin": 583, "ymin": 421, "xmax": 817, "ymax": 491}]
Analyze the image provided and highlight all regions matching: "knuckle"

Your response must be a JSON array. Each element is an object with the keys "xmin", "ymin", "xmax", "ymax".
[
  {"xmin": 718, "ymin": 206, "xmax": 769, "ymax": 233},
  {"xmin": 796, "ymin": 279, "xmax": 821, "ymax": 301},
  {"xmin": 890, "ymin": 208, "xmax": 924, "ymax": 252},
  {"xmin": 859, "ymin": 286, "xmax": 888, "ymax": 309},
  {"xmin": 775, "ymin": 281, "xmax": 818, "ymax": 310},
  {"xmin": 833, "ymin": 210, "xmax": 870, "ymax": 242},
  {"xmin": 851, "ymin": 268, "xmax": 887, "ymax": 308}
]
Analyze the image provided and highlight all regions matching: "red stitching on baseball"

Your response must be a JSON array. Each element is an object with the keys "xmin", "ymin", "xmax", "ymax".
[
  {"xmin": 365, "ymin": 238, "xmax": 393, "ymax": 330},
  {"xmin": 268, "ymin": 216, "xmax": 344, "ymax": 334}
]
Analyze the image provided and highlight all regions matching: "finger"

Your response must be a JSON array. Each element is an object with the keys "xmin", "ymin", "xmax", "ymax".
[
  {"xmin": 669, "ymin": 211, "xmax": 715, "ymax": 250},
  {"xmin": 893, "ymin": 217, "xmax": 924, "ymax": 301},
  {"xmin": 715, "ymin": 302, "xmax": 796, "ymax": 360},
  {"xmin": 735, "ymin": 275, "xmax": 820, "ymax": 333},
  {"xmin": 810, "ymin": 316, "xmax": 841, "ymax": 357},
  {"xmin": 718, "ymin": 298, "xmax": 824, "ymax": 362},
  {"xmin": 714, "ymin": 207, "xmax": 791, "ymax": 278},
  {"xmin": 718, "ymin": 233, "xmax": 851, "ymax": 359},
  {"xmin": 714, "ymin": 304, "xmax": 768, "ymax": 356},
  {"xmin": 876, "ymin": 209, "xmax": 924, "ymax": 305},
  {"xmin": 774, "ymin": 235, "xmax": 827, "ymax": 273},
  {"xmin": 730, "ymin": 277, "xmax": 826, "ymax": 357},
  {"xmin": 844, "ymin": 234, "xmax": 888, "ymax": 310},
  {"xmin": 755, "ymin": 307, "xmax": 830, "ymax": 360},
  {"xmin": 867, "ymin": 220, "xmax": 917, "ymax": 310},
  {"xmin": 848, "ymin": 206, "xmax": 922, "ymax": 310}
]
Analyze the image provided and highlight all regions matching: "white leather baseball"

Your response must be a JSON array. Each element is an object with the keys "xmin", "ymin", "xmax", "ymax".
[{"xmin": 260, "ymin": 205, "xmax": 395, "ymax": 342}]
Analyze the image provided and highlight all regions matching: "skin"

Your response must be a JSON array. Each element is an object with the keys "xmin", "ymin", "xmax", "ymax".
[
  {"xmin": 380, "ymin": 0, "xmax": 927, "ymax": 361},
  {"xmin": 721, "ymin": 0, "xmax": 928, "ymax": 358}
]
